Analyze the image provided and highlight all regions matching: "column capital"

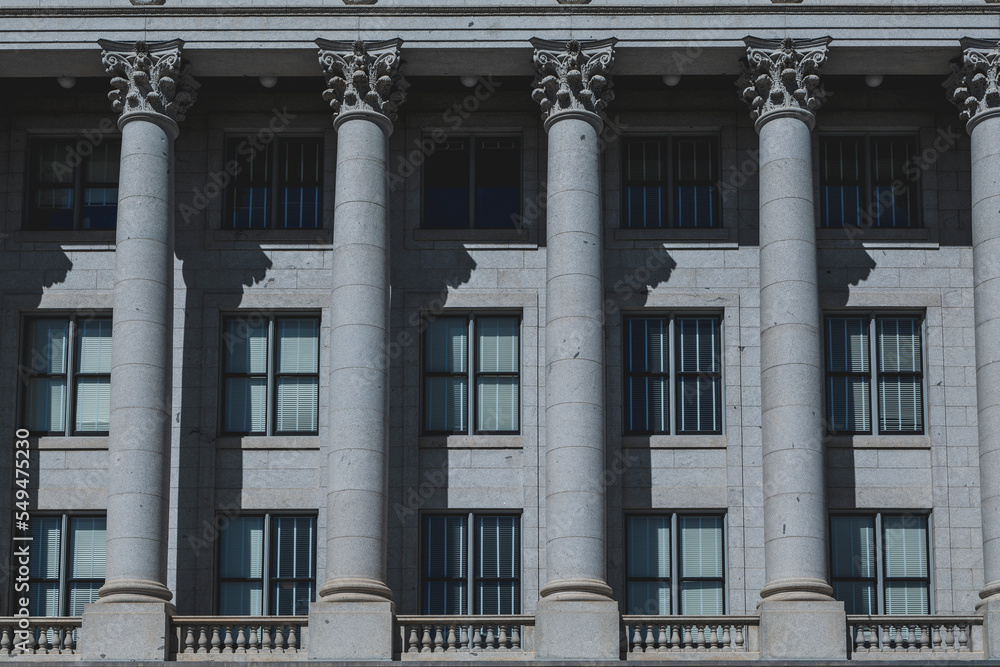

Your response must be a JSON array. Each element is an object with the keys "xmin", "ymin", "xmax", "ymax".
[
  {"xmin": 738, "ymin": 36, "xmax": 831, "ymax": 131},
  {"xmin": 945, "ymin": 38, "xmax": 1000, "ymax": 134},
  {"xmin": 98, "ymin": 39, "xmax": 199, "ymax": 134},
  {"xmin": 316, "ymin": 38, "xmax": 406, "ymax": 133},
  {"xmin": 530, "ymin": 37, "xmax": 616, "ymax": 132}
]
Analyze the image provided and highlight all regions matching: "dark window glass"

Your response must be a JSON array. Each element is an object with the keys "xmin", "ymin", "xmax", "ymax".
[
  {"xmin": 622, "ymin": 136, "xmax": 719, "ymax": 229},
  {"xmin": 423, "ymin": 136, "xmax": 520, "ymax": 229},
  {"xmin": 27, "ymin": 138, "xmax": 120, "ymax": 231},
  {"xmin": 820, "ymin": 135, "xmax": 919, "ymax": 228},
  {"xmin": 225, "ymin": 137, "xmax": 323, "ymax": 229}
]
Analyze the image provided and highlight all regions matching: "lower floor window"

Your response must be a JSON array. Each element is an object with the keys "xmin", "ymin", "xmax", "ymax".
[
  {"xmin": 830, "ymin": 513, "xmax": 930, "ymax": 614},
  {"xmin": 27, "ymin": 515, "xmax": 106, "ymax": 616},
  {"xmin": 626, "ymin": 514, "xmax": 725, "ymax": 615},
  {"xmin": 218, "ymin": 514, "xmax": 316, "ymax": 615},
  {"xmin": 422, "ymin": 513, "xmax": 520, "ymax": 615}
]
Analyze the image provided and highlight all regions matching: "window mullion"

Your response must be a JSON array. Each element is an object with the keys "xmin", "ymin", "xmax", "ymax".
[
  {"xmin": 65, "ymin": 317, "xmax": 76, "ymax": 437},
  {"xmin": 468, "ymin": 317, "xmax": 475, "ymax": 436},
  {"xmin": 60, "ymin": 513, "xmax": 69, "ymax": 617},
  {"xmin": 263, "ymin": 513, "xmax": 272, "ymax": 616},
  {"xmin": 875, "ymin": 512, "xmax": 886, "ymax": 615},
  {"xmin": 467, "ymin": 512, "xmax": 475, "ymax": 615},
  {"xmin": 668, "ymin": 315, "xmax": 677, "ymax": 435},
  {"xmin": 671, "ymin": 513, "xmax": 679, "ymax": 614},
  {"xmin": 266, "ymin": 318, "xmax": 275, "ymax": 436}
]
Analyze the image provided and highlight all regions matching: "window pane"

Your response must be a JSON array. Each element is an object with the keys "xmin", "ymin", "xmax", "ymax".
[
  {"xmin": 425, "ymin": 377, "xmax": 468, "ymax": 432},
  {"xmin": 623, "ymin": 141, "xmax": 665, "ymax": 229},
  {"xmin": 884, "ymin": 515, "xmax": 928, "ymax": 579},
  {"xmin": 75, "ymin": 377, "xmax": 111, "ymax": 432},
  {"xmin": 425, "ymin": 318, "xmax": 468, "ymax": 373},
  {"xmin": 27, "ymin": 377, "xmax": 67, "ymax": 432},
  {"xmin": 277, "ymin": 319, "xmax": 319, "ymax": 374},
  {"xmin": 219, "ymin": 582, "xmax": 264, "ymax": 616},
  {"xmin": 677, "ymin": 319, "xmax": 719, "ymax": 374},
  {"xmin": 675, "ymin": 139, "xmax": 714, "ymax": 182},
  {"xmin": 477, "ymin": 580, "xmax": 521, "ymax": 615},
  {"xmin": 279, "ymin": 139, "xmax": 322, "ymax": 230},
  {"xmin": 220, "ymin": 517, "xmax": 264, "ymax": 579},
  {"xmin": 76, "ymin": 318, "xmax": 112, "ymax": 374},
  {"xmin": 477, "ymin": 377, "xmax": 518, "ymax": 432},
  {"xmin": 885, "ymin": 582, "xmax": 930, "ymax": 615},
  {"xmin": 627, "ymin": 516, "xmax": 670, "ymax": 578},
  {"xmin": 871, "ymin": 137, "xmax": 916, "ymax": 228},
  {"xmin": 423, "ymin": 516, "xmax": 467, "ymax": 579},
  {"xmin": 224, "ymin": 319, "xmax": 268, "ymax": 374},
  {"xmin": 833, "ymin": 581, "xmax": 876, "ymax": 615},
  {"xmin": 424, "ymin": 139, "xmax": 470, "ymax": 229},
  {"xmin": 830, "ymin": 516, "xmax": 875, "ymax": 579},
  {"xmin": 229, "ymin": 139, "xmax": 271, "ymax": 229},
  {"xmin": 625, "ymin": 376, "xmax": 668, "ymax": 434},
  {"xmin": 475, "ymin": 138, "xmax": 520, "ymax": 229},
  {"xmin": 628, "ymin": 581, "xmax": 670, "ymax": 615},
  {"xmin": 679, "ymin": 515, "xmax": 723, "ymax": 578},
  {"xmin": 272, "ymin": 516, "xmax": 315, "ymax": 580},
  {"xmin": 477, "ymin": 318, "xmax": 518, "ymax": 373},
  {"xmin": 423, "ymin": 581, "xmax": 467, "ymax": 615},
  {"xmin": 625, "ymin": 318, "xmax": 668, "ymax": 374},
  {"xmin": 70, "ymin": 517, "xmax": 107, "ymax": 579},
  {"xmin": 878, "ymin": 318, "xmax": 922, "ymax": 373},
  {"xmin": 30, "ymin": 319, "xmax": 68, "ymax": 375},
  {"xmin": 272, "ymin": 580, "xmax": 314, "ymax": 615},
  {"xmin": 827, "ymin": 376, "xmax": 871, "ymax": 433},
  {"xmin": 677, "ymin": 375, "xmax": 720, "ymax": 433},
  {"xmin": 680, "ymin": 581, "xmax": 724, "ymax": 615},
  {"xmin": 625, "ymin": 185, "xmax": 665, "ymax": 229},
  {"xmin": 626, "ymin": 140, "xmax": 662, "ymax": 182},
  {"xmin": 81, "ymin": 140, "xmax": 121, "ymax": 230},
  {"xmin": 276, "ymin": 377, "xmax": 318, "ymax": 432},
  {"xmin": 675, "ymin": 138, "xmax": 717, "ymax": 229},
  {"xmin": 675, "ymin": 185, "xmax": 715, "ymax": 228},
  {"xmin": 476, "ymin": 516, "xmax": 520, "ymax": 580},
  {"xmin": 878, "ymin": 376, "xmax": 923, "ymax": 433},
  {"xmin": 826, "ymin": 318, "xmax": 869, "ymax": 373},
  {"xmin": 820, "ymin": 137, "xmax": 863, "ymax": 228},
  {"xmin": 31, "ymin": 517, "xmax": 62, "ymax": 579},
  {"xmin": 225, "ymin": 377, "xmax": 267, "ymax": 433},
  {"xmin": 29, "ymin": 140, "xmax": 75, "ymax": 230},
  {"xmin": 30, "ymin": 584, "xmax": 60, "ymax": 617}
]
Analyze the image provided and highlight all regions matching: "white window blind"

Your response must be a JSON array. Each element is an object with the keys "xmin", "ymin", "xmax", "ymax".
[
  {"xmin": 219, "ymin": 517, "xmax": 264, "ymax": 616},
  {"xmin": 68, "ymin": 517, "xmax": 106, "ymax": 615},
  {"xmin": 830, "ymin": 516, "xmax": 877, "ymax": 614},
  {"xmin": 25, "ymin": 319, "xmax": 68, "ymax": 433},
  {"xmin": 676, "ymin": 318, "xmax": 721, "ymax": 433},
  {"xmin": 626, "ymin": 516, "xmax": 671, "ymax": 615},
  {"xmin": 884, "ymin": 515, "xmax": 929, "ymax": 614},
  {"xmin": 29, "ymin": 517, "xmax": 61, "ymax": 617},
  {"xmin": 624, "ymin": 318, "xmax": 669, "ymax": 434},
  {"xmin": 878, "ymin": 318, "xmax": 923, "ymax": 434},
  {"xmin": 475, "ymin": 515, "xmax": 520, "ymax": 615},
  {"xmin": 679, "ymin": 516, "xmax": 724, "ymax": 615},
  {"xmin": 276, "ymin": 319, "xmax": 319, "ymax": 433},
  {"xmin": 271, "ymin": 516, "xmax": 316, "ymax": 615},
  {"xmin": 476, "ymin": 318, "xmax": 519, "ymax": 433},
  {"xmin": 75, "ymin": 319, "xmax": 112, "ymax": 433},
  {"xmin": 224, "ymin": 319, "xmax": 268, "ymax": 434}
]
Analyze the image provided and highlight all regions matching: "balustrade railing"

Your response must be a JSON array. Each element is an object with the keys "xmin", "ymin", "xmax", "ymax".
[
  {"xmin": 171, "ymin": 617, "xmax": 307, "ymax": 658},
  {"xmin": 622, "ymin": 616, "xmax": 759, "ymax": 656},
  {"xmin": 847, "ymin": 615, "xmax": 983, "ymax": 658},
  {"xmin": 396, "ymin": 615, "xmax": 534, "ymax": 657},
  {"xmin": 0, "ymin": 618, "xmax": 81, "ymax": 657}
]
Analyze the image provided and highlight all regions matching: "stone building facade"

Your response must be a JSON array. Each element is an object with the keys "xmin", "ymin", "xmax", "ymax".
[{"xmin": 0, "ymin": 0, "xmax": 999, "ymax": 662}]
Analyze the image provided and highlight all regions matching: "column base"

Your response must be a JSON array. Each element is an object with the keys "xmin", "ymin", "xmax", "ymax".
[
  {"xmin": 534, "ymin": 596, "xmax": 620, "ymax": 660},
  {"xmin": 980, "ymin": 594, "xmax": 1000, "ymax": 659},
  {"xmin": 759, "ymin": 599, "xmax": 847, "ymax": 660},
  {"xmin": 307, "ymin": 597, "xmax": 395, "ymax": 660},
  {"xmin": 80, "ymin": 601, "xmax": 173, "ymax": 661}
]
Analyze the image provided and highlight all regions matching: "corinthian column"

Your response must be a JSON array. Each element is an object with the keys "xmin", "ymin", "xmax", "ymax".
[
  {"xmin": 81, "ymin": 39, "xmax": 197, "ymax": 661},
  {"xmin": 530, "ymin": 37, "xmax": 620, "ymax": 660},
  {"xmin": 946, "ymin": 39, "xmax": 1000, "ymax": 659},
  {"xmin": 308, "ymin": 38, "xmax": 405, "ymax": 661},
  {"xmin": 738, "ymin": 37, "xmax": 846, "ymax": 660}
]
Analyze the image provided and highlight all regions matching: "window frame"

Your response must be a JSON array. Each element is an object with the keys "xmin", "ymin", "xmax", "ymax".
[
  {"xmin": 222, "ymin": 135, "xmax": 324, "ymax": 231},
  {"xmin": 419, "ymin": 511, "xmax": 522, "ymax": 616},
  {"xmin": 823, "ymin": 312, "xmax": 926, "ymax": 436},
  {"xmin": 214, "ymin": 512, "xmax": 317, "ymax": 616},
  {"xmin": 624, "ymin": 512, "xmax": 728, "ymax": 616},
  {"xmin": 219, "ymin": 313, "xmax": 321, "ymax": 437},
  {"xmin": 818, "ymin": 133, "xmax": 921, "ymax": 230},
  {"xmin": 24, "ymin": 136, "xmax": 122, "ymax": 232},
  {"xmin": 828, "ymin": 511, "xmax": 933, "ymax": 615},
  {"xmin": 620, "ymin": 134, "xmax": 721, "ymax": 230},
  {"xmin": 420, "ymin": 133, "xmax": 523, "ymax": 230},
  {"xmin": 420, "ymin": 313, "xmax": 522, "ymax": 436},
  {"xmin": 15, "ymin": 512, "xmax": 107, "ymax": 617},
  {"xmin": 20, "ymin": 314, "xmax": 113, "ymax": 437},
  {"xmin": 621, "ymin": 313, "xmax": 724, "ymax": 436}
]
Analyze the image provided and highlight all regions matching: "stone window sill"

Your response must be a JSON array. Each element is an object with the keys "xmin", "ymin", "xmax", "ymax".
[
  {"xmin": 419, "ymin": 435, "xmax": 523, "ymax": 449},
  {"xmin": 816, "ymin": 227, "xmax": 935, "ymax": 248},
  {"xmin": 414, "ymin": 228, "xmax": 531, "ymax": 243},
  {"xmin": 613, "ymin": 228, "xmax": 731, "ymax": 242},
  {"xmin": 216, "ymin": 436, "xmax": 320, "ymax": 450},
  {"xmin": 825, "ymin": 435, "xmax": 931, "ymax": 449},
  {"xmin": 12, "ymin": 230, "xmax": 116, "ymax": 247},
  {"xmin": 622, "ymin": 435, "xmax": 727, "ymax": 449},
  {"xmin": 36, "ymin": 436, "xmax": 108, "ymax": 450},
  {"xmin": 211, "ymin": 229, "xmax": 332, "ymax": 244}
]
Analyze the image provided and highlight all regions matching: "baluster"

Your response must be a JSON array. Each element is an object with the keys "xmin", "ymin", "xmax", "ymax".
[
  {"xmin": 40, "ymin": 626, "xmax": 52, "ymax": 655},
  {"xmin": 498, "ymin": 625, "xmax": 508, "ymax": 650},
  {"xmin": 943, "ymin": 624, "xmax": 955, "ymax": 651},
  {"xmin": 419, "ymin": 625, "xmax": 430, "ymax": 652},
  {"xmin": 222, "ymin": 625, "xmax": 234, "ymax": 654},
  {"xmin": 446, "ymin": 624, "xmax": 458, "ymax": 651},
  {"xmin": 658, "ymin": 625, "xmax": 668, "ymax": 652},
  {"xmin": 643, "ymin": 625, "xmax": 655, "ymax": 653},
  {"xmin": 630, "ymin": 625, "xmax": 641, "ymax": 652},
  {"xmin": 1, "ymin": 626, "xmax": 11, "ymax": 655},
  {"xmin": 460, "ymin": 625, "xmax": 470, "ymax": 650},
  {"xmin": 66, "ymin": 626, "xmax": 77, "ymax": 653},
  {"xmin": 431, "ymin": 625, "xmax": 444, "ymax": 652},
  {"xmin": 209, "ymin": 625, "xmax": 222, "ymax": 654},
  {"xmin": 511, "ymin": 625, "xmax": 521, "ymax": 650},
  {"xmin": 472, "ymin": 625, "xmax": 483, "ymax": 650},
  {"xmin": 683, "ymin": 625, "xmax": 694, "ymax": 651},
  {"xmin": 709, "ymin": 624, "xmax": 720, "ymax": 650},
  {"xmin": 958, "ymin": 623, "xmax": 969, "ymax": 651},
  {"xmin": 196, "ymin": 626, "xmax": 208, "ymax": 653},
  {"xmin": 696, "ymin": 624, "xmax": 707, "ymax": 651},
  {"xmin": 881, "ymin": 624, "xmax": 892, "ymax": 652},
  {"xmin": 248, "ymin": 624, "xmax": 259, "ymax": 653},
  {"xmin": 406, "ymin": 625, "xmax": 418, "ymax": 653},
  {"xmin": 735, "ymin": 625, "xmax": 745, "ymax": 651},
  {"xmin": 55, "ymin": 627, "xmax": 65, "ymax": 654},
  {"xmin": 919, "ymin": 624, "xmax": 931, "ymax": 651},
  {"xmin": 854, "ymin": 625, "xmax": 865, "ymax": 653},
  {"xmin": 485, "ymin": 625, "xmax": 496, "ymax": 650},
  {"xmin": 931, "ymin": 624, "xmax": 942, "ymax": 652},
  {"xmin": 182, "ymin": 626, "xmax": 195, "ymax": 654},
  {"xmin": 670, "ymin": 624, "xmax": 681, "ymax": 651},
  {"xmin": 261, "ymin": 625, "xmax": 273, "ymax": 653},
  {"xmin": 235, "ymin": 626, "xmax": 247, "ymax": 654},
  {"xmin": 277, "ymin": 625, "xmax": 289, "ymax": 653},
  {"xmin": 289, "ymin": 625, "xmax": 300, "ymax": 652},
  {"xmin": 907, "ymin": 624, "xmax": 918, "ymax": 651},
  {"xmin": 722, "ymin": 624, "xmax": 731, "ymax": 651}
]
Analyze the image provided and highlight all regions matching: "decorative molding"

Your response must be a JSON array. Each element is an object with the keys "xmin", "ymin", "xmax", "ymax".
[
  {"xmin": 945, "ymin": 38, "xmax": 1000, "ymax": 130},
  {"xmin": 737, "ymin": 36, "xmax": 832, "ymax": 125},
  {"xmin": 98, "ymin": 38, "xmax": 198, "ymax": 125},
  {"xmin": 530, "ymin": 37, "xmax": 616, "ymax": 125},
  {"xmin": 315, "ymin": 38, "xmax": 406, "ymax": 126}
]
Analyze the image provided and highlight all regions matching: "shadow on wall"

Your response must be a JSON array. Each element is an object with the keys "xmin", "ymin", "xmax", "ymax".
[{"xmin": 819, "ymin": 241, "xmax": 878, "ymax": 308}]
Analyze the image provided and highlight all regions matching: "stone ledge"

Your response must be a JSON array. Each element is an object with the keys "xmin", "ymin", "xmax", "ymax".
[
  {"xmin": 419, "ymin": 435, "xmax": 524, "ymax": 449},
  {"xmin": 622, "ymin": 434, "xmax": 728, "ymax": 449},
  {"xmin": 215, "ymin": 435, "xmax": 320, "ymax": 450},
  {"xmin": 36, "ymin": 436, "xmax": 108, "ymax": 450},
  {"xmin": 613, "ymin": 227, "xmax": 731, "ymax": 242},
  {"xmin": 826, "ymin": 434, "xmax": 932, "ymax": 449}
]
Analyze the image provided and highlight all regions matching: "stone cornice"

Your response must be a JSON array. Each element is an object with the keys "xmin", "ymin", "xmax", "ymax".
[
  {"xmin": 945, "ymin": 37, "xmax": 1000, "ymax": 132},
  {"xmin": 738, "ymin": 36, "xmax": 831, "ymax": 126},
  {"xmin": 316, "ymin": 38, "xmax": 406, "ymax": 128},
  {"xmin": 98, "ymin": 38, "xmax": 198, "ymax": 127},
  {"xmin": 530, "ymin": 37, "xmax": 616, "ymax": 127}
]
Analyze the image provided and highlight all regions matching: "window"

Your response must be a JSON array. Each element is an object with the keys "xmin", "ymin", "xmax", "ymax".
[
  {"xmin": 423, "ymin": 315, "xmax": 520, "ymax": 435},
  {"xmin": 622, "ymin": 136, "xmax": 720, "ymax": 229},
  {"xmin": 21, "ymin": 316, "xmax": 112, "ymax": 436},
  {"xmin": 25, "ymin": 515, "xmax": 106, "ymax": 616},
  {"xmin": 820, "ymin": 135, "xmax": 919, "ymax": 228},
  {"xmin": 824, "ymin": 315, "xmax": 924, "ymax": 435},
  {"xmin": 626, "ymin": 514, "xmax": 725, "ymax": 615},
  {"xmin": 217, "ymin": 515, "xmax": 316, "ymax": 616},
  {"xmin": 830, "ymin": 513, "xmax": 930, "ymax": 614},
  {"xmin": 623, "ymin": 316, "xmax": 722, "ymax": 435},
  {"xmin": 224, "ymin": 137, "xmax": 323, "ymax": 229},
  {"xmin": 221, "ymin": 315, "xmax": 320, "ymax": 436},
  {"xmin": 421, "ymin": 514, "xmax": 520, "ymax": 615},
  {"xmin": 25, "ymin": 138, "xmax": 120, "ymax": 231},
  {"xmin": 423, "ymin": 136, "xmax": 521, "ymax": 229}
]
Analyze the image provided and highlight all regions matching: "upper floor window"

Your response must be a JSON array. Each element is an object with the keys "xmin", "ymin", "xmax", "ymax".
[
  {"xmin": 421, "ymin": 513, "xmax": 520, "ymax": 615},
  {"xmin": 218, "ymin": 514, "xmax": 316, "ymax": 615},
  {"xmin": 820, "ymin": 135, "xmax": 919, "ymax": 228},
  {"xmin": 824, "ymin": 315, "xmax": 924, "ymax": 435},
  {"xmin": 221, "ymin": 315, "xmax": 320, "ymax": 436},
  {"xmin": 224, "ymin": 137, "xmax": 323, "ymax": 229},
  {"xmin": 26, "ymin": 138, "xmax": 120, "ymax": 231},
  {"xmin": 830, "ymin": 513, "xmax": 930, "ymax": 614},
  {"xmin": 423, "ymin": 315, "xmax": 520, "ymax": 435},
  {"xmin": 623, "ymin": 316, "xmax": 722, "ymax": 435},
  {"xmin": 22, "ymin": 316, "xmax": 112, "ymax": 436},
  {"xmin": 622, "ymin": 136, "xmax": 719, "ymax": 229},
  {"xmin": 626, "ymin": 514, "xmax": 725, "ymax": 615},
  {"xmin": 423, "ymin": 136, "xmax": 521, "ymax": 230},
  {"xmin": 26, "ymin": 515, "xmax": 106, "ymax": 616}
]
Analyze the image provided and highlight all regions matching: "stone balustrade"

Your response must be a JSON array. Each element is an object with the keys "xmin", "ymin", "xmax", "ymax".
[
  {"xmin": 622, "ymin": 616, "xmax": 759, "ymax": 657},
  {"xmin": 848, "ymin": 616, "xmax": 983, "ymax": 659},
  {"xmin": 0, "ymin": 618, "xmax": 81, "ymax": 658},
  {"xmin": 171, "ymin": 617, "xmax": 307, "ymax": 659},
  {"xmin": 396, "ymin": 615, "xmax": 534, "ymax": 657}
]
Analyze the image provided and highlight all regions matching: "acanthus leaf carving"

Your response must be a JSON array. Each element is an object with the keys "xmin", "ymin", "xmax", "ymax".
[
  {"xmin": 530, "ymin": 37, "xmax": 617, "ymax": 123},
  {"xmin": 737, "ymin": 36, "xmax": 831, "ymax": 123},
  {"xmin": 945, "ymin": 38, "xmax": 1000, "ymax": 128},
  {"xmin": 316, "ymin": 38, "xmax": 406, "ymax": 123},
  {"xmin": 98, "ymin": 38, "xmax": 199, "ymax": 124}
]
